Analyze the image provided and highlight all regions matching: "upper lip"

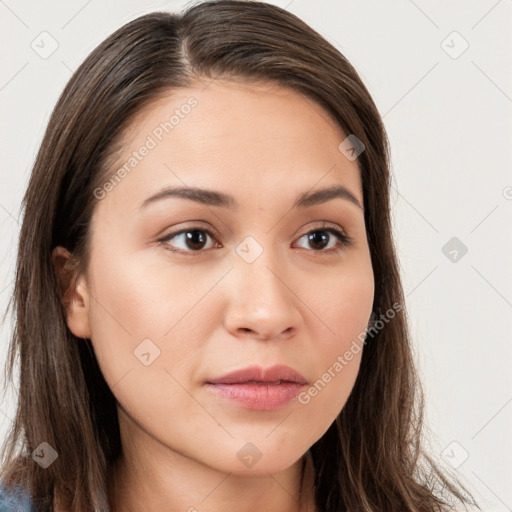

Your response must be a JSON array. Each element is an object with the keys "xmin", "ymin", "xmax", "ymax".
[{"xmin": 206, "ymin": 364, "xmax": 308, "ymax": 385}]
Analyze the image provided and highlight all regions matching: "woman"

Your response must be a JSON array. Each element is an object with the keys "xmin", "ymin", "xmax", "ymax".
[{"xmin": 0, "ymin": 1, "xmax": 478, "ymax": 510}]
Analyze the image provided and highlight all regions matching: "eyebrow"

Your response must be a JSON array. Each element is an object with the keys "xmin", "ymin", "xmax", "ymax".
[{"xmin": 139, "ymin": 184, "xmax": 363, "ymax": 211}]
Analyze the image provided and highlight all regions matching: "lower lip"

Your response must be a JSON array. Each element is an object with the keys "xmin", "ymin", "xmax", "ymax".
[{"xmin": 206, "ymin": 382, "xmax": 305, "ymax": 411}]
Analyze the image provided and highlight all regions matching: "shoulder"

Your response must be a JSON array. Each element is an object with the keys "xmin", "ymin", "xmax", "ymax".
[{"xmin": 0, "ymin": 483, "xmax": 36, "ymax": 511}]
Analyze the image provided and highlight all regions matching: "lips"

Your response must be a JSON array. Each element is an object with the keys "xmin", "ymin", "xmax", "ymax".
[
  {"xmin": 205, "ymin": 364, "xmax": 307, "ymax": 411},
  {"xmin": 206, "ymin": 364, "xmax": 308, "ymax": 385}
]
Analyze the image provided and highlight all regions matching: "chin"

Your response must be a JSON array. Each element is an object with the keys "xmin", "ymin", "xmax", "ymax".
[{"xmin": 202, "ymin": 438, "xmax": 310, "ymax": 476}]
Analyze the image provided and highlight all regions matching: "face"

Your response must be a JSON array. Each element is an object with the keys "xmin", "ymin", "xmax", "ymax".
[{"xmin": 60, "ymin": 80, "xmax": 374, "ymax": 475}]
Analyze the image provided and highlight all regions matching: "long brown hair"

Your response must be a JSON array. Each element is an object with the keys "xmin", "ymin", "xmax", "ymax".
[{"xmin": 1, "ymin": 1, "xmax": 479, "ymax": 510}]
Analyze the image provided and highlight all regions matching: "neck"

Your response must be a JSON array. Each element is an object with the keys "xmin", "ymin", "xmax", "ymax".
[{"xmin": 107, "ymin": 441, "xmax": 316, "ymax": 512}]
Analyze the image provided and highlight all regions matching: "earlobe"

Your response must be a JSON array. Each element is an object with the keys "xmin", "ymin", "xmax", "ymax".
[
  {"xmin": 52, "ymin": 246, "xmax": 92, "ymax": 339},
  {"xmin": 68, "ymin": 279, "xmax": 92, "ymax": 339}
]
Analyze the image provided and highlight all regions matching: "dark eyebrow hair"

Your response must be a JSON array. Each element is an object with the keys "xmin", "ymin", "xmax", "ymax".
[{"xmin": 139, "ymin": 184, "xmax": 363, "ymax": 211}]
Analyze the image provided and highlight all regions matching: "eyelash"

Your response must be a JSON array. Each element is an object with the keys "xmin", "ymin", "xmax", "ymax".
[{"xmin": 157, "ymin": 222, "xmax": 353, "ymax": 257}]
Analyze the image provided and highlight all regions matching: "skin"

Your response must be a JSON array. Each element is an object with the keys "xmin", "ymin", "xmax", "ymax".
[{"xmin": 53, "ymin": 80, "xmax": 374, "ymax": 512}]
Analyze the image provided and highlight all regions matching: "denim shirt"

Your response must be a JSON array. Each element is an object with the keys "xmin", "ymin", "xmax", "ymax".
[{"xmin": 0, "ymin": 484, "xmax": 36, "ymax": 512}]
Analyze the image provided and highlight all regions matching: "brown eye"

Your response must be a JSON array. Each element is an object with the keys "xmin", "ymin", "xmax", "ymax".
[
  {"xmin": 158, "ymin": 223, "xmax": 351, "ymax": 256},
  {"xmin": 295, "ymin": 227, "xmax": 352, "ymax": 253},
  {"xmin": 159, "ymin": 228, "xmax": 218, "ymax": 253}
]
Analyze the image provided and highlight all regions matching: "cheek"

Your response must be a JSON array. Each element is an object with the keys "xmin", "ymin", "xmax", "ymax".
[
  {"xmin": 85, "ymin": 243, "xmax": 207, "ymax": 383},
  {"xmin": 309, "ymin": 253, "xmax": 374, "ymax": 351},
  {"xmin": 297, "ymin": 258, "xmax": 373, "ymax": 416},
  {"xmin": 89, "ymin": 234, "xmax": 216, "ymax": 331},
  {"xmin": 85, "ymin": 247, "xmax": 212, "ymax": 430}
]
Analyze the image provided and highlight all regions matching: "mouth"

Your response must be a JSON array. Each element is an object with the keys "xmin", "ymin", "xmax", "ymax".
[
  {"xmin": 205, "ymin": 364, "xmax": 308, "ymax": 411},
  {"xmin": 234, "ymin": 379, "xmax": 297, "ymax": 385},
  {"xmin": 206, "ymin": 364, "xmax": 308, "ymax": 385}
]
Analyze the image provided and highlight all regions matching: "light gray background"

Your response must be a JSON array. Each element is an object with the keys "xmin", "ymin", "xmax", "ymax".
[{"xmin": 1, "ymin": 1, "xmax": 511, "ymax": 510}]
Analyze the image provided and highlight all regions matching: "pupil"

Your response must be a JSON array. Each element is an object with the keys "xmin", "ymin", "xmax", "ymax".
[
  {"xmin": 309, "ymin": 231, "xmax": 328, "ymax": 250},
  {"xmin": 186, "ymin": 230, "xmax": 206, "ymax": 250}
]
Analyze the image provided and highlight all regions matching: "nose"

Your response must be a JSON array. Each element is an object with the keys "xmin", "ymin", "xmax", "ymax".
[{"xmin": 223, "ymin": 251, "xmax": 303, "ymax": 342}]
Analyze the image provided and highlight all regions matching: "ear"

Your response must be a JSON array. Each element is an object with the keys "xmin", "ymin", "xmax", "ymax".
[{"xmin": 52, "ymin": 246, "xmax": 92, "ymax": 339}]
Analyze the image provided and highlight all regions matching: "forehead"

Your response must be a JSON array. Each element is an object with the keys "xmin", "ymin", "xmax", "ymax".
[
  {"xmin": 121, "ymin": 78, "xmax": 345, "ymax": 143},
  {"xmin": 96, "ymin": 79, "xmax": 363, "ymax": 214}
]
